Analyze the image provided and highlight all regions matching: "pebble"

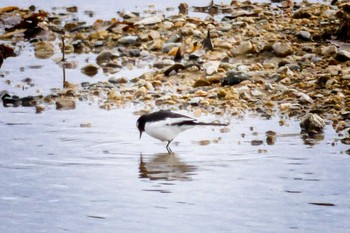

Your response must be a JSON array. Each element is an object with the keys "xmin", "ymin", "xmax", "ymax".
[
  {"xmin": 300, "ymin": 113, "xmax": 325, "ymax": 134},
  {"xmin": 203, "ymin": 61, "xmax": 221, "ymax": 75},
  {"xmin": 135, "ymin": 15, "xmax": 163, "ymax": 25},
  {"xmin": 81, "ymin": 64, "xmax": 99, "ymax": 77},
  {"xmin": 108, "ymin": 77, "xmax": 128, "ymax": 84},
  {"xmin": 118, "ymin": 36, "xmax": 139, "ymax": 45},
  {"xmin": 221, "ymin": 70, "xmax": 250, "ymax": 86},
  {"xmin": 162, "ymin": 43, "xmax": 181, "ymax": 53},
  {"xmin": 56, "ymin": 98, "xmax": 76, "ymax": 110},
  {"xmin": 34, "ymin": 41, "xmax": 55, "ymax": 59},
  {"xmin": 251, "ymin": 140, "xmax": 264, "ymax": 146},
  {"xmin": 296, "ymin": 30, "xmax": 312, "ymax": 41},
  {"xmin": 321, "ymin": 45, "xmax": 337, "ymax": 56},
  {"xmin": 231, "ymin": 41, "xmax": 253, "ymax": 55},
  {"xmin": 193, "ymin": 79, "xmax": 211, "ymax": 88},
  {"xmin": 96, "ymin": 51, "xmax": 118, "ymax": 66},
  {"xmin": 335, "ymin": 50, "xmax": 350, "ymax": 62},
  {"xmin": 272, "ymin": 42, "xmax": 293, "ymax": 57}
]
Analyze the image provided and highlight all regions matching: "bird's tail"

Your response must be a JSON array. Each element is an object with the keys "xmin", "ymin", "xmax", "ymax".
[{"xmin": 195, "ymin": 122, "xmax": 229, "ymax": 126}]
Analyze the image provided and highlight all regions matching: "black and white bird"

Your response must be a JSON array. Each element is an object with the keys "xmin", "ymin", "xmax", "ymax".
[{"xmin": 136, "ymin": 110, "xmax": 228, "ymax": 153}]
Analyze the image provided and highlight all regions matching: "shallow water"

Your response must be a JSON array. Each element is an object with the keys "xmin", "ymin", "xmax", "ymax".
[
  {"xmin": 1, "ymin": 104, "xmax": 350, "ymax": 233},
  {"xmin": 1, "ymin": 0, "xmax": 350, "ymax": 232}
]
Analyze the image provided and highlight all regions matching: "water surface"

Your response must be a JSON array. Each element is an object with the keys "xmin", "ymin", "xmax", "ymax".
[{"xmin": 1, "ymin": 105, "xmax": 349, "ymax": 232}]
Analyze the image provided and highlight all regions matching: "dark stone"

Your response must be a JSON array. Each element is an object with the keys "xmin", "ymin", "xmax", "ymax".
[
  {"xmin": 20, "ymin": 96, "xmax": 36, "ymax": 107},
  {"xmin": 296, "ymin": 31, "xmax": 312, "ymax": 41},
  {"xmin": 286, "ymin": 64, "xmax": 301, "ymax": 71},
  {"xmin": 129, "ymin": 49, "xmax": 141, "ymax": 57},
  {"xmin": 2, "ymin": 94, "xmax": 21, "ymax": 107},
  {"xmin": 202, "ymin": 30, "xmax": 213, "ymax": 51},
  {"xmin": 335, "ymin": 50, "xmax": 350, "ymax": 62},
  {"xmin": 293, "ymin": 10, "xmax": 312, "ymax": 19},
  {"xmin": 164, "ymin": 64, "xmax": 185, "ymax": 76},
  {"xmin": 220, "ymin": 70, "xmax": 250, "ymax": 86}
]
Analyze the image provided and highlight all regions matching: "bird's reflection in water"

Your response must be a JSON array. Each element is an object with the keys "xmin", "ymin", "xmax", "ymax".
[{"xmin": 139, "ymin": 153, "xmax": 197, "ymax": 181}]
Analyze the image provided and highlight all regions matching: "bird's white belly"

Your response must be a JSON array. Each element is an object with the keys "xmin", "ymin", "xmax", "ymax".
[{"xmin": 144, "ymin": 121, "xmax": 194, "ymax": 142}]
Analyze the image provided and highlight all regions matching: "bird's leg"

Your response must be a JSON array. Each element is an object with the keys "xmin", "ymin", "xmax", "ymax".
[{"xmin": 166, "ymin": 140, "xmax": 173, "ymax": 153}]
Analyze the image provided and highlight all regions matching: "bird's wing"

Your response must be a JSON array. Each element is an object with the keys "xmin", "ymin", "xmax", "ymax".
[{"xmin": 166, "ymin": 117, "xmax": 196, "ymax": 126}]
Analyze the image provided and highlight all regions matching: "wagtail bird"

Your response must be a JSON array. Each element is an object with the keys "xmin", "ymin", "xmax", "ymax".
[{"xmin": 136, "ymin": 110, "xmax": 228, "ymax": 153}]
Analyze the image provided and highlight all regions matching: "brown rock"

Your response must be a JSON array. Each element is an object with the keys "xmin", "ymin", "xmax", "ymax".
[
  {"xmin": 193, "ymin": 78, "xmax": 211, "ymax": 88},
  {"xmin": 56, "ymin": 98, "xmax": 76, "ymax": 110},
  {"xmin": 35, "ymin": 41, "xmax": 54, "ymax": 59}
]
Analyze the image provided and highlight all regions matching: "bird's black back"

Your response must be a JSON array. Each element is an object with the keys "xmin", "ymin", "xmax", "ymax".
[{"xmin": 137, "ymin": 110, "xmax": 194, "ymax": 132}]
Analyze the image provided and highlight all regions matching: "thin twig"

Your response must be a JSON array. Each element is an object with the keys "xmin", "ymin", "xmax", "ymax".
[
  {"xmin": 61, "ymin": 35, "xmax": 66, "ymax": 62},
  {"xmin": 61, "ymin": 35, "xmax": 66, "ymax": 87}
]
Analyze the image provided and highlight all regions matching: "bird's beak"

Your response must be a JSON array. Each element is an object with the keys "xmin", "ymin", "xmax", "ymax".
[{"xmin": 139, "ymin": 131, "xmax": 143, "ymax": 139}]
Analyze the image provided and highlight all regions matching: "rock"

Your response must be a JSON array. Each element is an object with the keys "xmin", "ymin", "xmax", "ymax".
[
  {"xmin": 35, "ymin": 105, "xmax": 45, "ymax": 114},
  {"xmin": 81, "ymin": 82, "xmax": 90, "ymax": 88},
  {"xmin": 135, "ymin": 15, "xmax": 163, "ymax": 25},
  {"xmin": 298, "ymin": 92, "xmax": 314, "ymax": 104},
  {"xmin": 293, "ymin": 9, "xmax": 312, "ymax": 19},
  {"xmin": 35, "ymin": 41, "xmax": 54, "ymax": 59},
  {"xmin": 149, "ymin": 39, "xmax": 163, "ymax": 51},
  {"xmin": 66, "ymin": 6, "xmax": 78, "ymax": 13},
  {"xmin": 80, "ymin": 123, "xmax": 92, "ymax": 128},
  {"xmin": 231, "ymin": 41, "xmax": 253, "ymax": 55},
  {"xmin": 221, "ymin": 70, "xmax": 250, "ymax": 86},
  {"xmin": 272, "ymin": 42, "xmax": 293, "ymax": 57},
  {"xmin": 189, "ymin": 49, "xmax": 206, "ymax": 60},
  {"xmin": 107, "ymin": 90, "xmax": 122, "ymax": 101},
  {"xmin": 1, "ymin": 93, "xmax": 21, "ymax": 107},
  {"xmin": 178, "ymin": 3, "xmax": 189, "ymax": 14},
  {"xmin": 302, "ymin": 45, "xmax": 313, "ymax": 53},
  {"xmin": 129, "ymin": 49, "xmax": 141, "ymax": 57},
  {"xmin": 300, "ymin": 113, "xmax": 325, "ymax": 134},
  {"xmin": 148, "ymin": 30, "xmax": 161, "ymax": 40},
  {"xmin": 166, "ymin": 33, "xmax": 182, "ymax": 43},
  {"xmin": 21, "ymin": 96, "xmax": 39, "ymax": 107},
  {"xmin": 189, "ymin": 97, "xmax": 203, "ymax": 106},
  {"xmin": 342, "ymin": 74, "xmax": 350, "ymax": 80},
  {"xmin": 202, "ymin": 30, "xmax": 214, "ymax": 51},
  {"xmin": 321, "ymin": 45, "xmax": 337, "ymax": 57},
  {"xmin": 296, "ymin": 31, "xmax": 312, "ymax": 41},
  {"xmin": 140, "ymin": 50, "xmax": 150, "ymax": 57},
  {"xmin": 203, "ymin": 61, "xmax": 221, "ymax": 75},
  {"xmin": 119, "ymin": 11, "xmax": 139, "ymax": 20},
  {"xmin": 96, "ymin": 51, "xmax": 118, "ymax": 66},
  {"xmin": 164, "ymin": 64, "xmax": 185, "ymax": 76},
  {"xmin": 153, "ymin": 59, "xmax": 175, "ymax": 69},
  {"xmin": 81, "ymin": 64, "xmax": 99, "ymax": 77},
  {"xmin": 108, "ymin": 77, "xmax": 128, "ymax": 84},
  {"xmin": 162, "ymin": 43, "xmax": 181, "ymax": 53},
  {"xmin": 56, "ymin": 98, "xmax": 76, "ymax": 110},
  {"xmin": 286, "ymin": 64, "xmax": 301, "ymax": 71},
  {"xmin": 251, "ymin": 140, "xmax": 264, "ymax": 146},
  {"xmin": 193, "ymin": 78, "xmax": 211, "ymax": 88},
  {"xmin": 266, "ymin": 131, "xmax": 276, "ymax": 145},
  {"xmin": 341, "ymin": 138, "xmax": 350, "ymax": 145},
  {"xmin": 0, "ymin": 44, "xmax": 16, "ymax": 67},
  {"xmin": 334, "ymin": 50, "xmax": 350, "ymax": 62},
  {"xmin": 118, "ymin": 36, "xmax": 138, "ymax": 45},
  {"xmin": 326, "ymin": 65, "xmax": 341, "ymax": 75}
]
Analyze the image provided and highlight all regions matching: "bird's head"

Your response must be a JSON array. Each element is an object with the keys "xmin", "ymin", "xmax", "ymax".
[{"xmin": 136, "ymin": 115, "xmax": 146, "ymax": 139}]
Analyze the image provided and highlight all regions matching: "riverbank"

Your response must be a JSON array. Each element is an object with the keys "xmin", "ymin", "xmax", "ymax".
[{"xmin": 1, "ymin": 1, "xmax": 350, "ymax": 132}]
